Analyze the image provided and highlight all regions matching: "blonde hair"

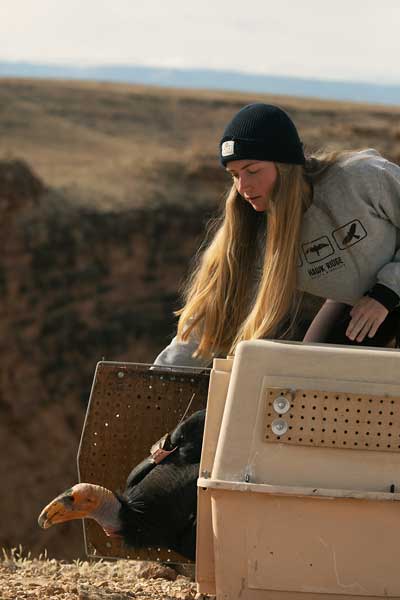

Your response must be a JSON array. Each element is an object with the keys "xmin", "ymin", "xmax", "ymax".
[{"xmin": 176, "ymin": 148, "xmax": 357, "ymax": 359}]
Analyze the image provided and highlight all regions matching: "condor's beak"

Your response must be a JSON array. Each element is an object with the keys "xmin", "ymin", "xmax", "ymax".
[{"xmin": 38, "ymin": 484, "xmax": 101, "ymax": 529}]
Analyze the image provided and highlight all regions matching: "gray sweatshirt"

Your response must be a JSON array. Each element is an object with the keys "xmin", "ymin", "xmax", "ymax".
[
  {"xmin": 298, "ymin": 149, "xmax": 400, "ymax": 309},
  {"xmin": 154, "ymin": 149, "xmax": 400, "ymax": 367}
]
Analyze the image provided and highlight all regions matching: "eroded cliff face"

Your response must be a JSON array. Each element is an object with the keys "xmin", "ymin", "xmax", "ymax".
[{"xmin": 0, "ymin": 160, "xmax": 214, "ymax": 559}]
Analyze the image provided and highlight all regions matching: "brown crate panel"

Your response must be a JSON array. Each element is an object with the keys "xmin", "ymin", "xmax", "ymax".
[
  {"xmin": 78, "ymin": 361, "xmax": 210, "ymax": 562},
  {"xmin": 265, "ymin": 387, "xmax": 400, "ymax": 452}
]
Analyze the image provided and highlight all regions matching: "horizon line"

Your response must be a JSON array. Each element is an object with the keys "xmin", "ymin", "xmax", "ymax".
[{"xmin": 0, "ymin": 58, "xmax": 399, "ymax": 89}]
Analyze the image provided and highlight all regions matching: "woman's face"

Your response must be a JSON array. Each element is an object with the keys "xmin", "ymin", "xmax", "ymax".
[{"xmin": 226, "ymin": 159, "xmax": 277, "ymax": 212}]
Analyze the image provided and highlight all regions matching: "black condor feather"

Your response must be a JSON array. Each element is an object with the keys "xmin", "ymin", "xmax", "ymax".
[{"xmin": 116, "ymin": 409, "xmax": 205, "ymax": 560}]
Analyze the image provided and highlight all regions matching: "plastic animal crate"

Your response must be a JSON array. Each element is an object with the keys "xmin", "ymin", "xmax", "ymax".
[{"xmin": 197, "ymin": 340, "xmax": 400, "ymax": 599}]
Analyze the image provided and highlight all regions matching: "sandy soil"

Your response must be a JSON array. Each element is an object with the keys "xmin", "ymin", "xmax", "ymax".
[{"xmin": 0, "ymin": 548, "xmax": 203, "ymax": 600}]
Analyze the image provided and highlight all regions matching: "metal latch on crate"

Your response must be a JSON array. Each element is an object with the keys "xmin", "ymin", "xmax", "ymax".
[{"xmin": 265, "ymin": 387, "xmax": 400, "ymax": 452}]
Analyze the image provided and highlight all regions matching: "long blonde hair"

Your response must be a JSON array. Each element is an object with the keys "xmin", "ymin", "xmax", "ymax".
[{"xmin": 176, "ymin": 149, "xmax": 356, "ymax": 359}]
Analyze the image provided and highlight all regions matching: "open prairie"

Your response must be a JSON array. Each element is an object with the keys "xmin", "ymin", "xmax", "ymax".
[{"xmin": 1, "ymin": 78, "xmax": 399, "ymax": 211}]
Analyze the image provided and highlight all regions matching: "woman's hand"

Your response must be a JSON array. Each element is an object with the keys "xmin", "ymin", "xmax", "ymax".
[{"xmin": 346, "ymin": 297, "xmax": 388, "ymax": 342}]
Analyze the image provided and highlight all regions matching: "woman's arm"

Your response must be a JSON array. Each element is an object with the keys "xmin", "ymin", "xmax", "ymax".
[
  {"xmin": 153, "ymin": 334, "xmax": 212, "ymax": 369},
  {"xmin": 367, "ymin": 159, "xmax": 400, "ymax": 305}
]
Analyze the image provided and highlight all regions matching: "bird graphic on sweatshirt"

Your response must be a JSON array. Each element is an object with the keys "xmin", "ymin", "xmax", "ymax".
[
  {"xmin": 342, "ymin": 223, "xmax": 361, "ymax": 245},
  {"xmin": 306, "ymin": 242, "xmax": 330, "ymax": 257}
]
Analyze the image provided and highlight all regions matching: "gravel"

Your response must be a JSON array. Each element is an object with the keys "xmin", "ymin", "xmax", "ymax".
[{"xmin": 0, "ymin": 548, "xmax": 205, "ymax": 600}]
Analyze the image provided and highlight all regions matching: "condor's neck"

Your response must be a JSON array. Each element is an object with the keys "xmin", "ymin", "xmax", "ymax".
[{"xmin": 90, "ymin": 486, "xmax": 122, "ymax": 537}]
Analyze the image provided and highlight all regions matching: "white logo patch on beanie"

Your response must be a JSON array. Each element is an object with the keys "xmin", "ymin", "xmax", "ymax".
[{"xmin": 221, "ymin": 140, "xmax": 235, "ymax": 157}]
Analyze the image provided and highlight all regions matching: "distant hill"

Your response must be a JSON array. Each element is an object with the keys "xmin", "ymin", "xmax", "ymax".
[
  {"xmin": 1, "ymin": 60, "xmax": 400, "ymax": 106},
  {"xmin": 1, "ymin": 77, "xmax": 400, "ymax": 211}
]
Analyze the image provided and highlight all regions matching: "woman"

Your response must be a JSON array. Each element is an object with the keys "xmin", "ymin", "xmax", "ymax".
[{"xmin": 154, "ymin": 103, "xmax": 400, "ymax": 368}]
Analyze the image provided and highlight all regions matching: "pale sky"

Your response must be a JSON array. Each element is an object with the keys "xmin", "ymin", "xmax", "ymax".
[{"xmin": 1, "ymin": 0, "xmax": 399, "ymax": 84}]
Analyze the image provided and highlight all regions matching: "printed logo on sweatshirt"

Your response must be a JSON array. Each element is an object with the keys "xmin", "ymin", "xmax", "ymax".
[
  {"xmin": 304, "ymin": 256, "xmax": 346, "ymax": 279},
  {"xmin": 302, "ymin": 236, "xmax": 335, "ymax": 264},
  {"xmin": 332, "ymin": 219, "xmax": 367, "ymax": 250}
]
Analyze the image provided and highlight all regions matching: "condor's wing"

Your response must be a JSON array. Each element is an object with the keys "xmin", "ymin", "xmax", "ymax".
[{"xmin": 125, "ymin": 456, "xmax": 155, "ymax": 491}]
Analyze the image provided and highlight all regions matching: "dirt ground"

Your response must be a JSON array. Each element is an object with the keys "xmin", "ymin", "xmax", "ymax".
[{"xmin": 0, "ymin": 548, "xmax": 202, "ymax": 600}]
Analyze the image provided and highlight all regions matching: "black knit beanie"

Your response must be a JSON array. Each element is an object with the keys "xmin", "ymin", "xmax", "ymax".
[{"xmin": 219, "ymin": 103, "xmax": 305, "ymax": 167}]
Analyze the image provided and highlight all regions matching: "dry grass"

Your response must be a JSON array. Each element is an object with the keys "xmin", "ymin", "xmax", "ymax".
[
  {"xmin": 0, "ymin": 546, "xmax": 198, "ymax": 599},
  {"xmin": 1, "ymin": 78, "xmax": 399, "ymax": 211}
]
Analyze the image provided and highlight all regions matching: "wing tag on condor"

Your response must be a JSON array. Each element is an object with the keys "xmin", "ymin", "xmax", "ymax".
[{"xmin": 150, "ymin": 433, "xmax": 178, "ymax": 464}]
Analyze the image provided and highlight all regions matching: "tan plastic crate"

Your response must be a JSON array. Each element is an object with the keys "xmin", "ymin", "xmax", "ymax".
[
  {"xmin": 197, "ymin": 340, "xmax": 400, "ymax": 599},
  {"xmin": 196, "ymin": 358, "xmax": 233, "ymax": 594}
]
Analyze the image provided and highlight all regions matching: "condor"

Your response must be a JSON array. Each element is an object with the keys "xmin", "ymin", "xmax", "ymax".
[{"xmin": 38, "ymin": 409, "xmax": 205, "ymax": 560}]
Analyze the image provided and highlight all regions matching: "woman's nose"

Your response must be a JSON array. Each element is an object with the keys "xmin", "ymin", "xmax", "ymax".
[{"xmin": 237, "ymin": 174, "xmax": 252, "ymax": 194}]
